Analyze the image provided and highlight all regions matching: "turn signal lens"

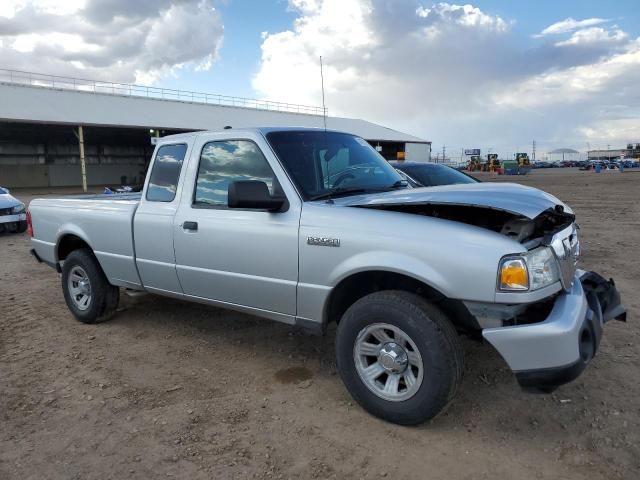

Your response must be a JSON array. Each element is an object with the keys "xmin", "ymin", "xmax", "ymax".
[{"xmin": 499, "ymin": 258, "xmax": 529, "ymax": 291}]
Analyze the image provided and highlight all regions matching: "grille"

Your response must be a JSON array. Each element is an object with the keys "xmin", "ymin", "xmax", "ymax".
[{"xmin": 0, "ymin": 207, "xmax": 13, "ymax": 216}]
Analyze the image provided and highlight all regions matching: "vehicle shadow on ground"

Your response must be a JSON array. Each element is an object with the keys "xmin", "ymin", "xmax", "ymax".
[{"xmin": 109, "ymin": 293, "xmax": 550, "ymax": 434}]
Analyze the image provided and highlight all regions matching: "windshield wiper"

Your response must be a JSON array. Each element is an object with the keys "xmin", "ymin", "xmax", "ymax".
[
  {"xmin": 309, "ymin": 180, "xmax": 409, "ymax": 201},
  {"xmin": 309, "ymin": 187, "xmax": 371, "ymax": 201}
]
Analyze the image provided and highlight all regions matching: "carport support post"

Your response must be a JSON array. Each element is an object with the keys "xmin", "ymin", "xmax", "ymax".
[{"xmin": 73, "ymin": 125, "xmax": 88, "ymax": 192}]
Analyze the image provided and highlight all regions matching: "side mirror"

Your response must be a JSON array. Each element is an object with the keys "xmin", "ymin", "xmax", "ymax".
[{"xmin": 228, "ymin": 181, "xmax": 287, "ymax": 212}]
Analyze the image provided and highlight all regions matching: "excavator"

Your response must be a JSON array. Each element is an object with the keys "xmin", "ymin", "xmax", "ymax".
[
  {"xmin": 467, "ymin": 155, "xmax": 482, "ymax": 172},
  {"xmin": 467, "ymin": 154, "xmax": 501, "ymax": 172}
]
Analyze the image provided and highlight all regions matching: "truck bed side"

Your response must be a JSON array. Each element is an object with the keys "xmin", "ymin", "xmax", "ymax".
[{"xmin": 29, "ymin": 195, "xmax": 142, "ymax": 288}]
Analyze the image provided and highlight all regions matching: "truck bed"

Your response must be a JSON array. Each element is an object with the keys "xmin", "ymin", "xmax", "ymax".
[
  {"xmin": 29, "ymin": 193, "xmax": 143, "ymax": 289},
  {"xmin": 72, "ymin": 192, "xmax": 142, "ymax": 201}
]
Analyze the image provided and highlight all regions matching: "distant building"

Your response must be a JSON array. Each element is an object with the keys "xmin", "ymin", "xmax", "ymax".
[
  {"xmin": 588, "ymin": 143, "xmax": 640, "ymax": 161},
  {"xmin": 546, "ymin": 148, "xmax": 580, "ymax": 162},
  {"xmin": 0, "ymin": 69, "xmax": 431, "ymax": 188}
]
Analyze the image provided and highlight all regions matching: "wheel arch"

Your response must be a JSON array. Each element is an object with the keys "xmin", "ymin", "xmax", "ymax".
[
  {"xmin": 323, "ymin": 270, "xmax": 480, "ymax": 334},
  {"xmin": 56, "ymin": 232, "xmax": 93, "ymax": 262}
]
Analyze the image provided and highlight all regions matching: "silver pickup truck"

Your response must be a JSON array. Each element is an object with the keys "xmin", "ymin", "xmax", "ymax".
[{"xmin": 29, "ymin": 127, "xmax": 625, "ymax": 425}]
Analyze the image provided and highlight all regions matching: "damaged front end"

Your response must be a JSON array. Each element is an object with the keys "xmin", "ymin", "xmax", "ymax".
[
  {"xmin": 341, "ymin": 183, "xmax": 626, "ymax": 392},
  {"xmin": 508, "ymin": 271, "xmax": 626, "ymax": 393},
  {"xmin": 344, "ymin": 182, "xmax": 577, "ymax": 246},
  {"xmin": 581, "ymin": 271, "xmax": 627, "ymax": 324},
  {"xmin": 361, "ymin": 202, "xmax": 575, "ymax": 248}
]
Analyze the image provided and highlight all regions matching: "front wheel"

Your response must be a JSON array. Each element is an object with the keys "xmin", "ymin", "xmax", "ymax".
[
  {"xmin": 61, "ymin": 249, "xmax": 119, "ymax": 324},
  {"xmin": 336, "ymin": 291, "xmax": 464, "ymax": 425}
]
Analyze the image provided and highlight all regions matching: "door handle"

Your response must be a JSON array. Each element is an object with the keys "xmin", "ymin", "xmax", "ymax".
[{"xmin": 182, "ymin": 221, "xmax": 198, "ymax": 231}]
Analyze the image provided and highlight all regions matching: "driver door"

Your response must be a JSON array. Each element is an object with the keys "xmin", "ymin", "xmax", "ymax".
[{"xmin": 172, "ymin": 133, "xmax": 301, "ymax": 317}]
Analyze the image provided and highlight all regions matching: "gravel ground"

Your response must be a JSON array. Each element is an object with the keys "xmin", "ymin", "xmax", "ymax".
[{"xmin": 1, "ymin": 168, "xmax": 638, "ymax": 479}]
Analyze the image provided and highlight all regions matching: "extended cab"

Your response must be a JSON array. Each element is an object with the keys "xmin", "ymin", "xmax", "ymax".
[{"xmin": 29, "ymin": 128, "xmax": 625, "ymax": 425}]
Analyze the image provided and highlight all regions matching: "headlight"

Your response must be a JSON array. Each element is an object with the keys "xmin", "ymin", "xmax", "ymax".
[
  {"xmin": 12, "ymin": 203, "xmax": 25, "ymax": 214},
  {"xmin": 498, "ymin": 247, "xmax": 560, "ymax": 292},
  {"xmin": 526, "ymin": 247, "xmax": 560, "ymax": 290}
]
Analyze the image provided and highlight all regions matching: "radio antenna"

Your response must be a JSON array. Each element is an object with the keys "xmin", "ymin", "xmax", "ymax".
[
  {"xmin": 319, "ymin": 55, "xmax": 333, "ymax": 200},
  {"xmin": 320, "ymin": 56, "xmax": 327, "ymax": 131}
]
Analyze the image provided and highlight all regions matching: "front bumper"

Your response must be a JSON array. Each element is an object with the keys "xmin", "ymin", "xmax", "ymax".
[
  {"xmin": 482, "ymin": 270, "xmax": 625, "ymax": 392},
  {"xmin": 0, "ymin": 212, "xmax": 26, "ymax": 226}
]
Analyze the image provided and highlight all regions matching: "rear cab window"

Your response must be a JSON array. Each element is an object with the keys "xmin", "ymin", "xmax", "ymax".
[{"xmin": 146, "ymin": 144, "xmax": 188, "ymax": 202}]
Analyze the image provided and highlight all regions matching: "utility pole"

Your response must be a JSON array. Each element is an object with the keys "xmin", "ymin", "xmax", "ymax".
[
  {"xmin": 442, "ymin": 145, "xmax": 446, "ymax": 164},
  {"xmin": 73, "ymin": 125, "xmax": 88, "ymax": 193},
  {"xmin": 532, "ymin": 140, "xmax": 536, "ymax": 161}
]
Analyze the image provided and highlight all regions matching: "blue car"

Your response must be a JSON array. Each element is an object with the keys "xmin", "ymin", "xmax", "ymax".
[{"xmin": 389, "ymin": 161, "xmax": 480, "ymax": 187}]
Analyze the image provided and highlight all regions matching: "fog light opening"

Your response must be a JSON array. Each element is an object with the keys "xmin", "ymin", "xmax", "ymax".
[{"xmin": 579, "ymin": 327, "xmax": 595, "ymax": 363}]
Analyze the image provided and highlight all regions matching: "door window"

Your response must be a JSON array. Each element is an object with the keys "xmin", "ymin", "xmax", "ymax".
[
  {"xmin": 194, "ymin": 140, "xmax": 277, "ymax": 207},
  {"xmin": 146, "ymin": 144, "xmax": 187, "ymax": 202}
]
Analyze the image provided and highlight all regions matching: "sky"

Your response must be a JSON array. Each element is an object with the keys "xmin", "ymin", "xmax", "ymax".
[{"xmin": 1, "ymin": 0, "xmax": 639, "ymax": 158}]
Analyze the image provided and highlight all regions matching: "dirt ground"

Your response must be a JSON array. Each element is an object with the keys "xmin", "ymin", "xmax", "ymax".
[{"xmin": 1, "ymin": 169, "xmax": 638, "ymax": 480}]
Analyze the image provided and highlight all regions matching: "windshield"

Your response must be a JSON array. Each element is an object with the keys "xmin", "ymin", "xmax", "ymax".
[
  {"xmin": 0, "ymin": 187, "xmax": 8, "ymax": 194},
  {"xmin": 400, "ymin": 164, "xmax": 478, "ymax": 187},
  {"xmin": 266, "ymin": 130, "xmax": 404, "ymax": 200}
]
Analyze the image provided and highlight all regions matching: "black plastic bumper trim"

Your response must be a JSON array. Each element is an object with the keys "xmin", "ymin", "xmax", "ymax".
[
  {"xmin": 30, "ymin": 248, "xmax": 61, "ymax": 273},
  {"xmin": 515, "ymin": 359, "xmax": 586, "ymax": 393}
]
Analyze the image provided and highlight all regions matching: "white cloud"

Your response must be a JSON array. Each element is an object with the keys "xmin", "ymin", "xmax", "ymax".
[
  {"xmin": 494, "ymin": 40, "xmax": 640, "ymax": 108},
  {"xmin": 0, "ymin": 0, "xmax": 86, "ymax": 17},
  {"xmin": 11, "ymin": 32, "xmax": 100, "ymax": 54},
  {"xmin": 254, "ymin": 1, "xmax": 640, "ymax": 154},
  {"xmin": 554, "ymin": 27, "xmax": 628, "ymax": 47},
  {"xmin": 416, "ymin": 3, "xmax": 508, "ymax": 32},
  {"xmin": 0, "ymin": 0, "xmax": 223, "ymax": 84},
  {"xmin": 579, "ymin": 118, "xmax": 640, "ymax": 145},
  {"xmin": 254, "ymin": 1, "xmax": 512, "ymax": 111},
  {"xmin": 0, "ymin": 1, "xmax": 26, "ymax": 18},
  {"xmin": 537, "ymin": 17, "xmax": 609, "ymax": 36}
]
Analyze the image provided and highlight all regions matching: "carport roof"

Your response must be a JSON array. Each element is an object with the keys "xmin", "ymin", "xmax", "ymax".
[
  {"xmin": 548, "ymin": 148, "xmax": 579, "ymax": 154},
  {"xmin": 0, "ymin": 75, "xmax": 429, "ymax": 144}
]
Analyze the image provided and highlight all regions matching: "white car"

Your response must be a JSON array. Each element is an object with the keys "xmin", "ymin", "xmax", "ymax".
[{"xmin": 0, "ymin": 186, "xmax": 27, "ymax": 234}]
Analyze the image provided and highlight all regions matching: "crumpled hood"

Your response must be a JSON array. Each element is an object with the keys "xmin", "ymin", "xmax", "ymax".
[
  {"xmin": 328, "ymin": 182, "xmax": 573, "ymax": 219},
  {"xmin": 0, "ymin": 192, "xmax": 22, "ymax": 209}
]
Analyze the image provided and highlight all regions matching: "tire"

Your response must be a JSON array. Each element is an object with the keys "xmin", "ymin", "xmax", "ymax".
[
  {"xmin": 16, "ymin": 221, "xmax": 27, "ymax": 233},
  {"xmin": 336, "ymin": 291, "xmax": 464, "ymax": 425},
  {"xmin": 61, "ymin": 248, "xmax": 120, "ymax": 324}
]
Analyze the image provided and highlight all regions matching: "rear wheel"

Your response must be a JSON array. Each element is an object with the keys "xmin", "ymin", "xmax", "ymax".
[
  {"xmin": 336, "ymin": 291, "xmax": 464, "ymax": 425},
  {"xmin": 61, "ymin": 248, "xmax": 119, "ymax": 324}
]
